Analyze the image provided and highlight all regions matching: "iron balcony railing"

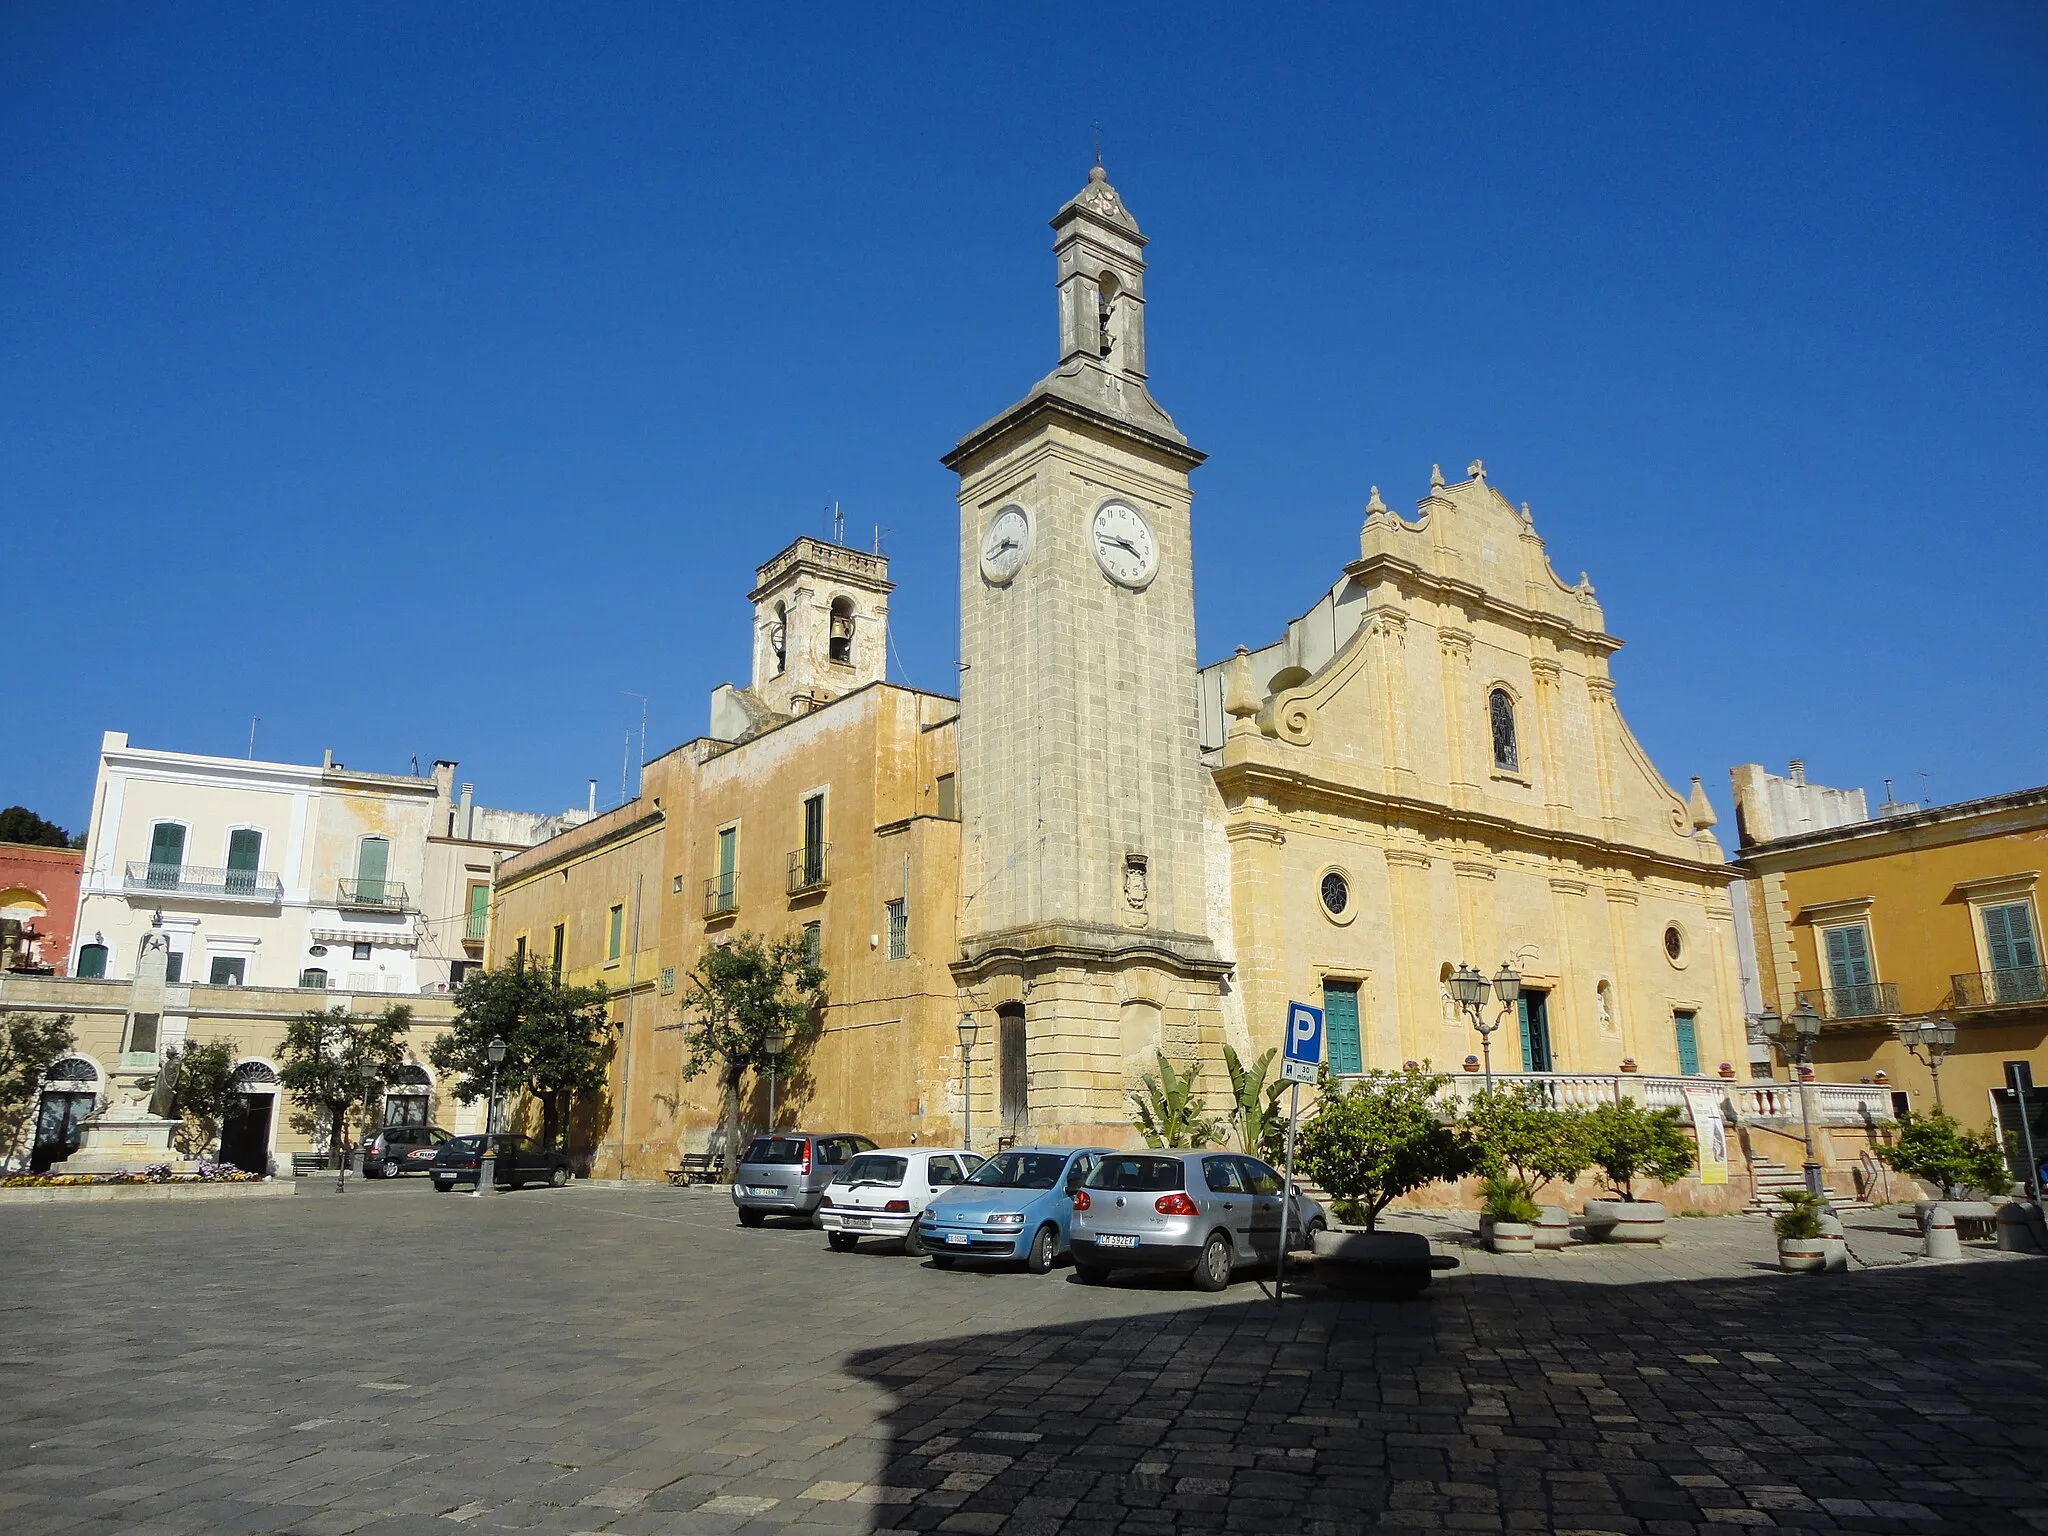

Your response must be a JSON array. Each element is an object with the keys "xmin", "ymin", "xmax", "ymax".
[
  {"xmin": 123, "ymin": 862, "xmax": 282, "ymax": 902},
  {"xmin": 1794, "ymin": 981, "xmax": 1900, "ymax": 1021},
  {"xmin": 465, "ymin": 908, "xmax": 488, "ymax": 942},
  {"xmin": 704, "ymin": 873, "xmax": 739, "ymax": 919},
  {"xmin": 1952, "ymin": 966, "xmax": 2048, "ymax": 1010},
  {"xmin": 787, "ymin": 843, "xmax": 830, "ymax": 895},
  {"xmin": 337, "ymin": 878, "xmax": 411, "ymax": 912}
]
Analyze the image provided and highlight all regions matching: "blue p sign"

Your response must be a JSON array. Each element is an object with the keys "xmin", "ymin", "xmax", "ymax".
[{"xmin": 1284, "ymin": 1001, "xmax": 1323, "ymax": 1065}]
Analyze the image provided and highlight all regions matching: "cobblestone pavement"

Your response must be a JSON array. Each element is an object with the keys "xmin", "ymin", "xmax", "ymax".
[{"xmin": 2, "ymin": 1182, "xmax": 2042, "ymax": 1535}]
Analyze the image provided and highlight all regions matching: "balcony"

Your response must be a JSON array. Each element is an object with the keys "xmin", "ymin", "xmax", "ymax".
[
  {"xmin": 787, "ymin": 843, "xmax": 830, "ymax": 896},
  {"xmin": 336, "ymin": 878, "xmax": 411, "ymax": 912},
  {"xmin": 1952, "ymin": 966, "xmax": 2048, "ymax": 1010},
  {"xmin": 1794, "ymin": 982, "xmax": 1900, "ymax": 1021},
  {"xmin": 123, "ymin": 862, "xmax": 282, "ymax": 904},
  {"xmin": 1438, "ymin": 1071, "xmax": 1895, "ymax": 1127},
  {"xmin": 704, "ymin": 873, "xmax": 738, "ymax": 919}
]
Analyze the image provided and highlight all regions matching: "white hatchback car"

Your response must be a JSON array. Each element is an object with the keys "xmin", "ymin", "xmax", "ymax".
[{"xmin": 818, "ymin": 1147, "xmax": 983, "ymax": 1256}]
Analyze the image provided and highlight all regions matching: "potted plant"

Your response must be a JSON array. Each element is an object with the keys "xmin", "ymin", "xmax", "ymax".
[
  {"xmin": 1580, "ymin": 1097, "xmax": 1694, "ymax": 1243},
  {"xmin": 1460, "ymin": 1083, "xmax": 1590, "ymax": 1249},
  {"xmin": 1774, "ymin": 1189, "xmax": 1828, "ymax": 1273},
  {"xmin": 1480, "ymin": 1175, "xmax": 1540, "ymax": 1253}
]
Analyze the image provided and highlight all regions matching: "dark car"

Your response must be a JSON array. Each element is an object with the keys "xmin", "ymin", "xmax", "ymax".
[
  {"xmin": 733, "ymin": 1132, "xmax": 876, "ymax": 1226},
  {"xmin": 431, "ymin": 1134, "xmax": 572, "ymax": 1191},
  {"xmin": 366, "ymin": 1124, "xmax": 453, "ymax": 1178}
]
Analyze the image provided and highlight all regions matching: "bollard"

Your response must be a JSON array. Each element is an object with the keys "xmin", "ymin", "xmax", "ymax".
[
  {"xmin": 1924, "ymin": 1206, "xmax": 1962, "ymax": 1261},
  {"xmin": 1818, "ymin": 1210, "xmax": 1849, "ymax": 1273},
  {"xmin": 1996, "ymin": 1202, "xmax": 2042, "ymax": 1254}
]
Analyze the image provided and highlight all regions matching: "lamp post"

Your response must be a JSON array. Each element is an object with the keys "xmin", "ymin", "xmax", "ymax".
[
  {"xmin": 1897, "ymin": 1018, "xmax": 1957, "ymax": 1108},
  {"xmin": 957, "ymin": 1012, "xmax": 980, "ymax": 1151},
  {"xmin": 1449, "ymin": 962, "xmax": 1521, "ymax": 1094},
  {"xmin": 1761, "ymin": 1000, "xmax": 1826, "ymax": 1197},
  {"xmin": 476, "ymin": 1035, "xmax": 507, "ymax": 1197},
  {"xmin": 764, "ymin": 1030, "xmax": 787, "ymax": 1131}
]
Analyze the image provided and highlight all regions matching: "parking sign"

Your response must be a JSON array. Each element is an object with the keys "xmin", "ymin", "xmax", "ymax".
[{"xmin": 1282, "ymin": 1001, "xmax": 1322, "ymax": 1084}]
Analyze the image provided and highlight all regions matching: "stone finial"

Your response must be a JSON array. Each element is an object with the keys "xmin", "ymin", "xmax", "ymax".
[
  {"xmin": 1467, "ymin": 459, "xmax": 1486, "ymax": 481},
  {"xmin": 1688, "ymin": 777, "xmax": 1718, "ymax": 832},
  {"xmin": 1429, "ymin": 464, "xmax": 1446, "ymax": 489},
  {"xmin": 1365, "ymin": 485, "xmax": 1387, "ymax": 516},
  {"xmin": 1577, "ymin": 571, "xmax": 1594, "ymax": 593},
  {"xmin": 1519, "ymin": 501, "xmax": 1534, "ymax": 527},
  {"xmin": 1223, "ymin": 645, "xmax": 1261, "ymax": 719}
]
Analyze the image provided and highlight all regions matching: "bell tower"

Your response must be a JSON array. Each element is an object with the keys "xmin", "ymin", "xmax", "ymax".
[{"xmin": 945, "ymin": 166, "xmax": 1227, "ymax": 1145}]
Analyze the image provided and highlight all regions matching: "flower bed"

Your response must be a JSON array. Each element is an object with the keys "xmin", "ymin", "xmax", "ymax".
[{"xmin": 3, "ymin": 1161, "xmax": 262, "ymax": 1189}]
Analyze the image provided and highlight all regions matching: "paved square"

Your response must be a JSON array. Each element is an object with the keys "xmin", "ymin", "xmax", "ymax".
[{"xmin": 2, "ymin": 1183, "xmax": 2043, "ymax": 1534}]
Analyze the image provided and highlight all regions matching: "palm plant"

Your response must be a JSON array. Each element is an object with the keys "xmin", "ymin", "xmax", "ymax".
[
  {"xmin": 1223, "ymin": 1043, "xmax": 1290, "ymax": 1162},
  {"xmin": 1130, "ymin": 1052, "xmax": 1222, "ymax": 1149}
]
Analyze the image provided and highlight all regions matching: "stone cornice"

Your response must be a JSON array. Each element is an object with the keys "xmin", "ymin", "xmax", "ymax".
[
  {"xmin": 943, "ymin": 389, "xmax": 1205, "ymax": 474},
  {"xmin": 1341, "ymin": 551, "xmax": 1623, "ymax": 656},
  {"xmin": 953, "ymin": 920, "xmax": 1231, "ymax": 983},
  {"xmin": 498, "ymin": 809, "xmax": 664, "ymax": 889}
]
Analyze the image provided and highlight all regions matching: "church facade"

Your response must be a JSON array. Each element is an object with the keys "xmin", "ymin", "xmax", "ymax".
[{"xmin": 486, "ymin": 167, "xmax": 1749, "ymax": 1178}]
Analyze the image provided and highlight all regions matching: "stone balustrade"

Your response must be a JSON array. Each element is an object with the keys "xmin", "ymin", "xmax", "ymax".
[{"xmin": 1440, "ymin": 1071, "xmax": 1894, "ymax": 1126}]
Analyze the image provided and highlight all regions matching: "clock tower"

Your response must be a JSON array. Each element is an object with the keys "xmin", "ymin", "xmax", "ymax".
[{"xmin": 945, "ymin": 166, "xmax": 1228, "ymax": 1144}]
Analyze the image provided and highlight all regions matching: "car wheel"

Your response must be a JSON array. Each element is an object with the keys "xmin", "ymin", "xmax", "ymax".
[
  {"xmin": 1191, "ymin": 1232, "xmax": 1233, "ymax": 1292},
  {"xmin": 433, "ymin": 1180, "xmax": 452, "ymax": 1193},
  {"xmin": 550, "ymin": 1164, "xmax": 569, "ymax": 1188},
  {"xmin": 1073, "ymin": 1259, "xmax": 1109, "ymax": 1285},
  {"xmin": 1303, "ymin": 1218, "xmax": 1326, "ymax": 1248},
  {"xmin": 903, "ymin": 1224, "xmax": 928, "ymax": 1259},
  {"xmin": 738, "ymin": 1208, "xmax": 766, "ymax": 1228},
  {"xmin": 379, "ymin": 1159, "xmax": 401, "ymax": 1180},
  {"xmin": 1026, "ymin": 1224, "xmax": 1058, "ymax": 1275},
  {"xmin": 930, "ymin": 1254, "xmax": 956, "ymax": 1270},
  {"xmin": 828, "ymin": 1232, "xmax": 858, "ymax": 1252}
]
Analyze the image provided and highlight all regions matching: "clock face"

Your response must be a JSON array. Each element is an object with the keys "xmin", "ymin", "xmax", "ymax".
[
  {"xmin": 1090, "ymin": 500, "xmax": 1157, "ymax": 588},
  {"xmin": 979, "ymin": 506, "xmax": 1030, "ymax": 584}
]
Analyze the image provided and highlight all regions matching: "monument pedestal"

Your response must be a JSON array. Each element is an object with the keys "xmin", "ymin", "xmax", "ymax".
[{"xmin": 51, "ymin": 1065, "xmax": 195, "ymax": 1175}]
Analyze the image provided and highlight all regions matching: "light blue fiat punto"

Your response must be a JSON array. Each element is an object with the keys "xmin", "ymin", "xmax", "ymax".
[{"xmin": 915, "ymin": 1146, "xmax": 1111, "ymax": 1272}]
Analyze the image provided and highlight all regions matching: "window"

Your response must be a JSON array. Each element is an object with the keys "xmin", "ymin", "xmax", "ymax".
[
  {"xmin": 607, "ymin": 903, "xmax": 624, "ymax": 962},
  {"xmin": 828, "ymin": 597, "xmax": 855, "ymax": 664},
  {"xmin": 1984, "ymin": 902, "xmax": 2044, "ymax": 1004},
  {"xmin": 1320, "ymin": 871, "xmax": 1349, "ymax": 917},
  {"xmin": 75, "ymin": 943, "xmax": 108, "ymax": 979},
  {"xmin": 1489, "ymin": 688, "xmax": 1519, "ymax": 773},
  {"xmin": 465, "ymin": 883, "xmax": 489, "ymax": 943},
  {"xmin": 659, "ymin": 966, "xmax": 675, "ymax": 996},
  {"xmin": 671, "ymin": 875, "xmax": 683, "ymax": 895},
  {"xmin": 998, "ymin": 1004, "xmax": 1027, "ymax": 1131},
  {"xmin": 355, "ymin": 836, "xmax": 390, "ymax": 903},
  {"xmin": 1673, "ymin": 1011, "xmax": 1701, "ymax": 1076},
  {"xmin": 771, "ymin": 602, "xmax": 788, "ymax": 676},
  {"xmin": 1517, "ymin": 990, "xmax": 1554, "ymax": 1073},
  {"xmin": 208, "ymin": 956, "xmax": 246, "ymax": 987},
  {"xmin": 1238, "ymin": 1158, "xmax": 1284, "ymax": 1197},
  {"xmin": 885, "ymin": 898, "xmax": 908, "ymax": 961},
  {"xmin": 799, "ymin": 792, "xmax": 825, "ymax": 887},
  {"xmin": 936, "ymin": 774, "xmax": 958, "ymax": 820},
  {"xmin": 448, "ymin": 961, "xmax": 475, "ymax": 987},
  {"xmin": 1664, "ymin": 924, "xmax": 1684, "ymax": 962},
  {"xmin": 163, "ymin": 952, "xmax": 183, "ymax": 984},
  {"xmin": 1201, "ymin": 1156, "xmax": 1245, "ymax": 1193},
  {"xmin": 225, "ymin": 829, "xmax": 262, "ymax": 894},
  {"xmin": 300, "ymin": 967, "xmax": 328, "ymax": 989},
  {"xmin": 551, "ymin": 923, "xmax": 565, "ymax": 980},
  {"xmin": 147, "ymin": 822, "xmax": 186, "ymax": 887},
  {"xmin": 1322, "ymin": 980, "xmax": 1363, "ymax": 1074},
  {"xmin": 801, "ymin": 922, "xmax": 821, "ymax": 962},
  {"xmin": 352, "ymin": 942, "xmax": 372, "ymax": 962},
  {"xmin": 514, "ymin": 934, "xmax": 527, "ymax": 970},
  {"xmin": 928, "ymin": 1155, "xmax": 962, "ymax": 1185},
  {"xmin": 1822, "ymin": 924, "xmax": 1877, "ymax": 1016},
  {"xmin": 712, "ymin": 825, "xmax": 737, "ymax": 912}
]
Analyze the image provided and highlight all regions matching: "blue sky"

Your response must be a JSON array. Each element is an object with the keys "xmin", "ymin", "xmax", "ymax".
[{"xmin": 5, "ymin": 4, "xmax": 2044, "ymax": 835}]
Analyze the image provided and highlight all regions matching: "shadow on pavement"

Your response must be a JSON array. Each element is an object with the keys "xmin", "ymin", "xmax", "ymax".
[{"xmin": 846, "ymin": 1260, "xmax": 2048, "ymax": 1534}]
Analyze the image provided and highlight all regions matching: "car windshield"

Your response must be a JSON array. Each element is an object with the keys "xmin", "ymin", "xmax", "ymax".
[
  {"xmin": 444, "ymin": 1136, "xmax": 484, "ymax": 1153},
  {"xmin": 1085, "ymin": 1154, "xmax": 1185, "ymax": 1193},
  {"xmin": 836, "ymin": 1154, "xmax": 907, "ymax": 1187},
  {"xmin": 966, "ymin": 1152, "xmax": 1068, "ymax": 1190},
  {"xmin": 741, "ymin": 1137, "xmax": 807, "ymax": 1165}
]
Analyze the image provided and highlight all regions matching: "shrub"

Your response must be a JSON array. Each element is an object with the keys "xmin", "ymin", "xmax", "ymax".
[
  {"xmin": 1294, "ymin": 1066, "xmax": 1477, "ymax": 1230},
  {"xmin": 1479, "ymin": 1174, "xmax": 1540, "ymax": 1224},
  {"xmin": 1581, "ymin": 1098, "xmax": 1694, "ymax": 1201},
  {"xmin": 1878, "ymin": 1109, "xmax": 2012, "ymax": 1200},
  {"xmin": 1772, "ymin": 1189, "xmax": 1825, "ymax": 1241},
  {"xmin": 1130, "ymin": 1053, "xmax": 1223, "ymax": 1149},
  {"xmin": 1461, "ymin": 1084, "xmax": 1591, "ymax": 1198}
]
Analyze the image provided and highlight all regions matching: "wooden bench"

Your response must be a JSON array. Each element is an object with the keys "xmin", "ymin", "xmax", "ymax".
[
  {"xmin": 664, "ymin": 1153, "xmax": 720, "ymax": 1187},
  {"xmin": 290, "ymin": 1152, "xmax": 331, "ymax": 1177}
]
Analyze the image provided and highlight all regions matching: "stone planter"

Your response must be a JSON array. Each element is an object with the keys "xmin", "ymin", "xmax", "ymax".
[
  {"xmin": 1488, "ymin": 1221, "xmax": 1536, "ymax": 1254},
  {"xmin": 1778, "ymin": 1237, "xmax": 1827, "ymax": 1274},
  {"xmin": 1313, "ymin": 1228, "xmax": 1459, "ymax": 1298},
  {"xmin": 1535, "ymin": 1206, "xmax": 1571, "ymax": 1249},
  {"xmin": 1581, "ymin": 1199, "xmax": 1667, "ymax": 1244},
  {"xmin": 1996, "ymin": 1202, "xmax": 2045, "ymax": 1253}
]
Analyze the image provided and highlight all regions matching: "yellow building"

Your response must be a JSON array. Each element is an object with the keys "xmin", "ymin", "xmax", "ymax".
[{"xmin": 1732, "ymin": 765, "xmax": 2047, "ymax": 1142}]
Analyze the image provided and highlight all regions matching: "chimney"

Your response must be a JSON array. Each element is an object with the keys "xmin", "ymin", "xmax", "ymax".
[
  {"xmin": 459, "ymin": 783, "xmax": 475, "ymax": 840},
  {"xmin": 322, "ymin": 748, "xmax": 334, "ymax": 770},
  {"xmin": 587, "ymin": 779, "xmax": 597, "ymax": 815},
  {"xmin": 1788, "ymin": 759, "xmax": 1806, "ymax": 786}
]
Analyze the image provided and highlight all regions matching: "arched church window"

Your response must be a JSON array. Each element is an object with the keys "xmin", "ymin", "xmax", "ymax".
[
  {"xmin": 771, "ymin": 603, "xmax": 788, "ymax": 676},
  {"xmin": 46, "ymin": 1056, "xmax": 99, "ymax": 1084},
  {"xmin": 828, "ymin": 598, "xmax": 855, "ymax": 665},
  {"xmin": 1489, "ymin": 688, "xmax": 1519, "ymax": 773}
]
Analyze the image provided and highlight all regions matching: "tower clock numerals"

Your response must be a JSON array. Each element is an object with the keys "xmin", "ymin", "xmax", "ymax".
[
  {"xmin": 979, "ymin": 505, "xmax": 1030, "ymax": 585},
  {"xmin": 1090, "ymin": 499, "xmax": 1157, "ymax": 589}
]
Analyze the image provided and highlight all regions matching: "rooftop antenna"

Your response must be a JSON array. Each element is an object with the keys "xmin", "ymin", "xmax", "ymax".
[
  {"xmin": 1092, "ymin": 119, "xmax": 1103, "ymax": 167},
  {"xmin": 621, "ymin": 691, "xmax": 649, "ymax": 797},
  {"xmin": 247, "ymin": 716, "xmax": 260, "ymax": 759},
  {"xmin": 874, "ymin": 523, "xmax": 891, "ymax": 557},
  {"xmin": 1917, "ymin": 770, "xmax": 1932, "ymax": 808}
]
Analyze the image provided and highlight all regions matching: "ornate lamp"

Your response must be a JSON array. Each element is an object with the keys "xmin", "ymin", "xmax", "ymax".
[{"xmin": 957, "ymin": 1013, "xmax": 980, "ymax": 1151}]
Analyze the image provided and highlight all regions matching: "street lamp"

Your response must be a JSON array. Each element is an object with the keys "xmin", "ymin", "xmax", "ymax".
[
  {"xmin": 1761, "ymin": 1000, "xmax": 1826, "ymax": 1197},
  {"xmin": 763, "ymin": 1030, "xmax": 787, "ymax": 1131},
  {"xmin": 476, "ymin": 1035, "xmax": 507, "ymax": 1197},
  {"xmin": 1897, "ymin": 1018, "xmax": 1958, "ymax": 1108},
  {"xmin": 957, "ymin": 1012, "xmax": 981, "ymax": 1151},
  {"xmin": 1450, "ymin": 962, "xmax": 1521, "ymax": 1093}
]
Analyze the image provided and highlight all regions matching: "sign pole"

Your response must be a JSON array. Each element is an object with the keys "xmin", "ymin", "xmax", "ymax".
[{"xmin": 1275, "ymin": 1078, "xmax": 1300, "ymax": 1305}]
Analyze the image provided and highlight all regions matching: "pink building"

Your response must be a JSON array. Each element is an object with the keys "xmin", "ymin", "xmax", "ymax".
[{"xmin": 0, "ymin": 842, "xmax": 84, "ymax": 975}]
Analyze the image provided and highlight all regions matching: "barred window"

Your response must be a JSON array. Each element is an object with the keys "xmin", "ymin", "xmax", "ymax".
[{"xmin": 1489, "ymin": 688, "xmax": 1519, "ymax": 773}]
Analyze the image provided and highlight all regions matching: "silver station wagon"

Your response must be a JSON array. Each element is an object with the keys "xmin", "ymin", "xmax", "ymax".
[
  {"xmin": 731, "ymin": 1132, "xmax": 876, "ymax": 1226},
  {"xmin": 1069, "ymin": 1149, "xmax": 1326, "ymax": 1291}
]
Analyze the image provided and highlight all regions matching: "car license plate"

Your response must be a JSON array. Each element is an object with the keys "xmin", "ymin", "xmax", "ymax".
[
  {"xmin": 946, "ymin": 1232, "xmax": 971, "ymax": 1246},
  {"xmin": 1097, "ymin": 1234, "xmax": 1138, "ymax": 1249},
  {"xmin": 744, "ymin": 1185, "xmax": 777, "ymax": 1197},
  {"xmin": 843, "ymin": 1215, "xmax": 871, "ymax": 1229}
]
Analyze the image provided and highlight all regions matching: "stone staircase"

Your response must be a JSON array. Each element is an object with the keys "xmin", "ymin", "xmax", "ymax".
[{"xmin": 1744, "ymin": 1155, "xmax": 1869, "ymax": 1214}]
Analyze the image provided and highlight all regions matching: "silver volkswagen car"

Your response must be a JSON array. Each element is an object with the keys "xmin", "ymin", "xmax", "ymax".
[{"xmin": 1069, "ymin": 1149, "xmax": 1326, "ymax": 1291}]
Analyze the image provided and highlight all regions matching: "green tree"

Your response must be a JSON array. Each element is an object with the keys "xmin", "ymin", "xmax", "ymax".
[
  {"xmin": 163, "ymin": 1038, "xmax": 240, "ymax": 1159},
  {"xmin": 1130, "ymin": 1052, "xmax": 1222, "ymax": 1149},
  {"xmin": 0, "ymin": 806, "xmax": 78, "ymax": 848},
  {"xmin": 1461, "ymin": 1084, "xmax": 1591, "ymax": 1199},
  {"xmin": 1581, "ymin": 1097, "xmax": 1695, "ymax": 1201},
  {"xmin": 1879, "ymin": 1108, "xmax": 2012, "ymax": 1199},
  {"xmin": 0, "ymin": 1013, "xmax": 76, "ymax": 1166},
  {"xmin": 278, "ymin": 1005, "xmax": 412, "ymax": 1163},
  {"xmin": 675, "ymin": 931, "xmax": 826, "ymax": 1177},
  {"xmin": 1223, "ymin": 1043, "xmax": 1290, "ymax": 1162},
  {"xmin": 432, "ymin": 964, "xmax": 618, "ymax": 1150},
  {"xmin": 1293, "ymin": 1066, "xmax": 1478, "ymax": 1230}
]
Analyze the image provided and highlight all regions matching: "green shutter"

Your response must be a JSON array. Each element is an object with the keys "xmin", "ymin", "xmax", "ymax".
[
  {"xmin": 1986, "ymin": 903, "xmax": 2038, "ymax": 973},
  {"xmin": 147, "ymin": 823, "xmax": 185, "ymax": 886},
  {"xmin": 1323, "ymin": 982, "xmax": 1362, "ymax": 1074},
  {"xmin": 226, "ymin": 829, "xmax": 260, "ymax": 871},
  {"xmin": 608, "ymin": 904, "xmax": 624, "ymax": 961},
  {"xmin": 356, "ymin": 837, "xmax": 389, "ymax": 902},
  {"xmin": 466, "ymin": 883, "xmax": 489, "ymax": 941},
  {"xmin": 1517, "ymin": 996, "xmax": 1536, "ymax": 1071},
  {"xmin": 1673, "ymin": 1012, "xmax": 1700, "ymax": 1076}
]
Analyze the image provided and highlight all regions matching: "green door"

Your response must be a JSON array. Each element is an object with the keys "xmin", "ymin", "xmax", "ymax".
[
  {"xmin": 1673, "ymin": 1011, "xmax": 1701, "ymax": 1075},
  {"xmin": 147, "ymin": 823, "xmax": 185, "ymax": 887},
  {"xmin": 226, "ymin": 829, "xmax": 261, "ymax": 894},
  {"xmin": 1517, "ymin": 991, "xmax": 1554, "ymax": 1073},
  {"xmin": 1322, "ymin": 981, "xmax": 1362, "ymax": 1075},
  {"xmin": 1986, "ymin": 903, "xmax": 2044, "ymax": 1003},
  {"xmin": 355, "ymin": 837, "xmax": 389, "ymax": 904}
]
